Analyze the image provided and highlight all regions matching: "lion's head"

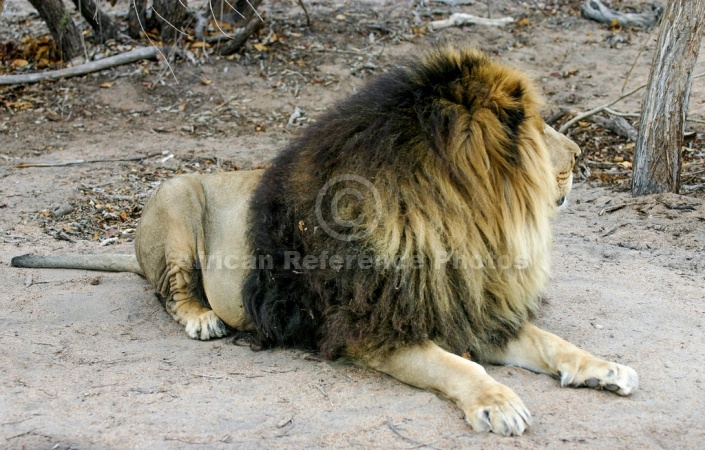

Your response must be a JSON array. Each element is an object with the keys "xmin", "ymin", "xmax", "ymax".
[{"xmin": 543, "ymin": 124, "xmax": 581, "ymax": 206}]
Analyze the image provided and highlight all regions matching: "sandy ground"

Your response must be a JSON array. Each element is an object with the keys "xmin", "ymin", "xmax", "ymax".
[{"xmin": 1, "ymin": 0, "xmax": 705, "ymax": 448}]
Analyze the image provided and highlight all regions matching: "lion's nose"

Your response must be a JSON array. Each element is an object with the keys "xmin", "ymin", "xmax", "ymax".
[{"xmin": 556, "ymin": 196, "xmax": 566, "ymax": 207}]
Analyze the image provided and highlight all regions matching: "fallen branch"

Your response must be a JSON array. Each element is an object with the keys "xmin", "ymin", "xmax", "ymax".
[
  {"xmin": 430, "ymin": 13, "xmax": 514, "ymax": 30},
  {"xmin": 558, "ymin": 72, "xmax": 705, "ymax": 134},
  {"xmin": 581, "ymin": 0, "xmax": 661, "ymax": 28},
  {"xmin": 560, "ymin": 108, "xmax": 637, "ymax": 140},
  {"xmin": 591, "ymin": 114, "xmax": 638, "ymax": 141},
  {"xmin": 0, "ymin": 47, "xmax": 161, "ymax": 86},
  {"xmin": 215, "ymin": 15, "xmax": 265, "ymax": 55},
  {"xmin": 13, "ymin": 152, "xmax": 164, "ymax": 168}
]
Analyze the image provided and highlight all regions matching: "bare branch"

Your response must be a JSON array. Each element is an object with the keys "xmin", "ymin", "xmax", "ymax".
[
  {"xmin": 0, "ymin": 47, "xmax": 161, "ymax": 86},
  {"xmin": 430, "ymin": 13, "xmax": 514, "ymax": 30}
]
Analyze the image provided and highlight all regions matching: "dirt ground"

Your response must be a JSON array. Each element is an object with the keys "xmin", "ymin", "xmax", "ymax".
[{"xmin": 1, "ymin": 0, "xmax": 705, "ymax": 448}]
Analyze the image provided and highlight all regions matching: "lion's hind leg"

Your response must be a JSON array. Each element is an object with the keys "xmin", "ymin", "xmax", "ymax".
[
  {"xmin": 485, "ymin": 323, "xmax": 638, "ymax": 395},
  {"xmin": 365, "ymin": 341, "xmax": 532, "ymax": 436},
  {"xmin": 136, "ymin": 176, "xmax": 230, "ymax": 341},
  {"xmin": 162, "ymin": 258, "xmax": 230, "ymax": 341}
]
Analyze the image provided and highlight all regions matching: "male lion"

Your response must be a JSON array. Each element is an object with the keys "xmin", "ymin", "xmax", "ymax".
[{"xmin": 12, "ymin": 45, "xmax": 637, "ymax": 436}]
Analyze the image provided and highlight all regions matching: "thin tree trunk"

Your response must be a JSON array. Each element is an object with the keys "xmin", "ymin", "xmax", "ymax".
[
  {"xmin": 153, "ymin": 0, "xmax": 188, "ymax": 42},
  {"xmin": 209, "ymin": 0, "xmax": 262, "ymax": 25},
  {"xmin": 71, "ymin": 0, "xmax": 121, "ymax": 44},
  {"xmin": 27, "ymin": 0, "xmax": 84, "ymax": 61},
  {"xmin": 128, "ymin": 0, "xmax": 149, "ymax": 39},
  {"xmin": 631, "ymin": 0, "xmax": 705, "ymax": 196}
]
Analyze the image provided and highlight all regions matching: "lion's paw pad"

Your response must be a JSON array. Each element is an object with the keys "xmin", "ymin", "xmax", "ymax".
[
  {"xmin": 184, "ymin": 311, "xmax": 229, "ymax": 340},
  {"xmin": 561, "ymin": 361, "xmax": 638, "ymax": 396}
]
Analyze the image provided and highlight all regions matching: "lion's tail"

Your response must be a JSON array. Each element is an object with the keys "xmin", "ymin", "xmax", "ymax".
[{"xmin": 11, "ymin": 253, "xmax": 144, "ymax": 275}]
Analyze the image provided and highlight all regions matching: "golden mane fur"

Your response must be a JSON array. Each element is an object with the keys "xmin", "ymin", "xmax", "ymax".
[{"xmin": 243, "ymin": 45, "xmax": 559, "ymax": 360}]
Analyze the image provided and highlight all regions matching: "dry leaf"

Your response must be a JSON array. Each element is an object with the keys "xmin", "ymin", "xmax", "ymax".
[
  {"xmin": 200, "ymin": 77, "xmax": 212, "ymax": 86},
  {"xmin": 253, "ymin": 43, "xmax": 268, "ymax": 52},
  {"xmin": 516, "ymin": 17, "xmax": 531, "ymax": 27},
  {"xmin": 11, "ymin": 59, "xmax": 29, "ymax": 68},
  {"xmin": 100, "ymin": 81, "xmax": 115, "ymax": 89}
]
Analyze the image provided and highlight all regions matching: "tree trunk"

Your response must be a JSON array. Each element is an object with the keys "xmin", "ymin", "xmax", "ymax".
[
  {"xmin": 631, "ymin": 0, "xmax": 705, "ymax": 196},
  {"xmin": 27, "ymin": 0, "xmax": 83, "ymax": 62},
  {"xmin": 209, "ymin": 0, "xmax": 262, "ymax": 25},
  {"xmin": 153, "ymin": 0, "xmax": 189, "ymax": 43},
  {"xmin": 71, "ymin": 0, "xmax": 121, "ymax": 44},
  {"xmin": 128, "ymin": 0, "xmax": 148, "ymax": 39}
]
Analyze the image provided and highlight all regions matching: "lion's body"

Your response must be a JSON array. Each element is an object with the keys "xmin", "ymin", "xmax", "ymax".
[{"xmin": 11, "ymin": 46, "xmax": 636, "ymax": 436}]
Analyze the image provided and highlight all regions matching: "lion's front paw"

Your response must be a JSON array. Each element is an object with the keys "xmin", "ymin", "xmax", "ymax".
[
  {"xmin": 463, "ymin": 383, "xmax": 532, "ymax": 437},
  {"xmin": 184, "ymin": 310, "xmax": 230, "ymax": 340},
  {"xmin": 560, "ymin": 360, "xmax": 638, "ymax": 396}
]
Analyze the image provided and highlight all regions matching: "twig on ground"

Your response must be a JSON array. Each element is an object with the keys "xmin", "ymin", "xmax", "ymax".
[
  {"xmin": 430, "ymin": 13, "xmax": 513, "ymax": 30},
  {"xmin": 5, "ymin": 427, "xmax": 43, "ymax": 441},
  {"xmin": 385, "ymin": 421, "xmax": 441, "ymax": 450},
  {"xmin": 601, "ymin": 223, "xmax": 628, "ymax": 237},
  {"xmin": 658, "ymin": 201, "xmax": 696, "ymax": 211},
  {"xmin": 431, "ymin": 0, "xmax": 476, "ymax": 5},
  {"xmin": 13, "ymin": 152, "xmax": 164, "ymax": 168},
  {"xmin": 598, "ymin": 201, "xmax": 641, "ymax": 215},
  {"xmin": 0, "ymin": 47, "xmax": 161, "ymax": 86},
  {"xmin": 297, "ymin": 0, "xmax": 311, "ymax": 27}
]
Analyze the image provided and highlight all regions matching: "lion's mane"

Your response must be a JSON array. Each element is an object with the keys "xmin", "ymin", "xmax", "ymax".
[{"xmin": 243, "ymin": 45, "xmax": 557, "ymax": 361}]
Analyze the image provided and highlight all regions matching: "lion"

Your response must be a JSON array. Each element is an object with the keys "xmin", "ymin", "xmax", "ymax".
[{"xmin": 12, "ymin": 45, "xmax": 636, "ymax": 436}]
